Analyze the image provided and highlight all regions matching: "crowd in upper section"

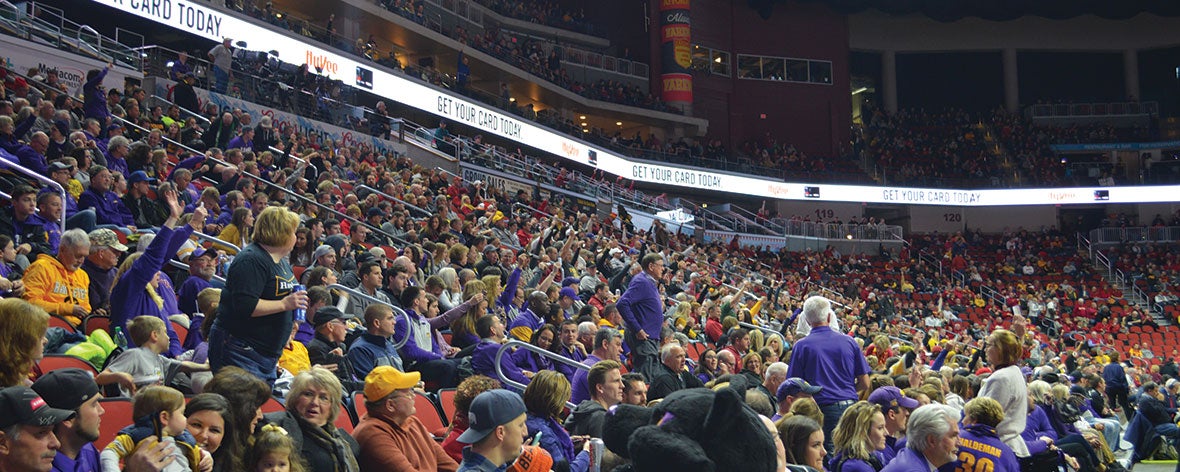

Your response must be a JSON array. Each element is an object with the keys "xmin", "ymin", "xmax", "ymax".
[{"xmin": 855, "ymin": 106, "xmax": 1164, "ymax": 188}]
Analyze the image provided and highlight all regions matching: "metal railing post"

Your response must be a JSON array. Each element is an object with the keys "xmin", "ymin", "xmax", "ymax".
[{"xmin": 494, "ymin": 339, "xmax": 587, "ymax": 408}]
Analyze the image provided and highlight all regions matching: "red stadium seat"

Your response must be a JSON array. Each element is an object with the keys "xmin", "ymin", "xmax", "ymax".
[
  {"xmin": 171, "ymin": 322, "xmax": 188, "ymax": 346},
  {"xmin": 293, "ymin": 265, "xmax": 307, "ymax": 281},
  {"xmin": 334, "ymin": 403, "xmax": 355, "ymax": 433},
  {"xmin": 49, "ymin": 315, "xmax": 75, "ymax": 332},
  {"xmin": 38, "ymin": 354, "xmax": 98, "ymax": 376},
  {"xmin": 437, "ymin": 388, "xmax": 457, "ymax": 424},
  {"xmin": 260, "ymin": 397, "xmax": 285, "ymax": 414},
  {"xmin": 353, "ymin": 391, "xmax": 368, "ymax": 420},
  {"xmin": 413, "ymin": 392, "xmax": 448, "ymax": 438},
  {"xmin": 83, "ymin": 315, "xmax": 111, "ymax": 335},
  {"xmin": 98, "ymin": 398, "xmax": 134, "ymax": 448}
]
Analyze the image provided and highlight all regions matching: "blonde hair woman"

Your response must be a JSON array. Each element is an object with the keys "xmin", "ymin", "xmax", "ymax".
[
  {"xmin": 449, "ymin": 279, "xmax": 487, "ymax": 348},
  {"xmin": 829, "ymin": 401, "xmax": 887, "ymax": 471},
  {"xmin": 766, "ymin": 334, "xmax": 785, "ymax": 360},
  {"xmin": 979, "ymin": 328, "xmax": 1029, "ymax": 456},
  {"xmin": 265, "ymin": 367, "xmax": 359, "ymax": 471},
  {"xmin": 207, "ymin": 205, "xmax": 308, "ymax": 386}
]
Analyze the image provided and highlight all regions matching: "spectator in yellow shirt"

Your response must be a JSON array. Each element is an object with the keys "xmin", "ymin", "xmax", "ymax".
[
  {"xmin": 278, "ymin": 323, "xmax": 312, "ymax": 376},
  {"xmin": 22, "ymin": 228, "xmax": 91, "ymax": 325}
]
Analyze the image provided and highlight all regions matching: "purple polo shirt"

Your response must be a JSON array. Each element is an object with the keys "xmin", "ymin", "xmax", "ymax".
[
  {"xmin": 52, "ymin": 442, "xmax": 100, "ymax": 472},
  {"xmin": 786, "ymin": 326, "xmax": 869, "ymax": 405},
  {"xmin": 569, "ymin": 354, "xmax": 603, "ymax": 404}
]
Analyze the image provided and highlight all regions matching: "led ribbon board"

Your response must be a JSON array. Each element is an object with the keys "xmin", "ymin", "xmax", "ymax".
[{"xmin": 91, "ymin": 0, "xmax": 1180, "ymax": 206}]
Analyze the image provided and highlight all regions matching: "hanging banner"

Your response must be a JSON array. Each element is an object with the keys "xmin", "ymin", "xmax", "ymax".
[{"xmin": 659, "ymin": 0, "xmax": 692, "ymax": 104}]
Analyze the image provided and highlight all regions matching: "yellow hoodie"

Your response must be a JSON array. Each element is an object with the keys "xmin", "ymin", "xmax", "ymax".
[{"xmin": 22, "ymin": 253, "xmax": 91, "ymax": 325}]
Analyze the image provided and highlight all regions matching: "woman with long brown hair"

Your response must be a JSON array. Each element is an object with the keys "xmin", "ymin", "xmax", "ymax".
[{"xmin": 0, "ymin": 299, "xmax": 49, "ymax": 387}]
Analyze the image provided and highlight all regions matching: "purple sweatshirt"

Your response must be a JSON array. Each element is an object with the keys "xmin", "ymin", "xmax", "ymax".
[
  {"xmin": 471, "ymin": 338, "xmax": 530, "ymax": 388},
  {"xmin": 1020, "ymin": 404, "xmax": 1056, "ymax": 455},
  {"xmin": 79, "ymin": 188, "xmax": 134, "ymax": 226},
  {"xmin": 83, "ymin": 68, "xmax": 110, "ymax": 122},
  {"xmin": 394, "ymin": 298, "xmax": 475, "ymax": 364},
  {"xmin": 616, "ymin": 271, "xmax": 662, "ymax": 338}
]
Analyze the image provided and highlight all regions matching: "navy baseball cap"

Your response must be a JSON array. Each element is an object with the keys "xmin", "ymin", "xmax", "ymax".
[
  {"xmin": 457, "ymin": 389, "xmax": 526, "ymax": 444},
  {"xmin": 868, "ymin": 386, "xmax": 920, "ymax": 411},
  {"xmin": 776, "ymin": 377, "xmax": 823, "ymax": 403},
  {"xmin": 0, "ymin": 386, "xmax": 75, "ymax": 429},
  {"xmin": 32, "ymin": 368, "xmax": 100, "ymax": 411}
]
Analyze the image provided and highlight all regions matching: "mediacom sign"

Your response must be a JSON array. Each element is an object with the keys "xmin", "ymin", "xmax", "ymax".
[{"xmin": 87, "ymin": 0, "xmax": 1180, "ymax": 207}]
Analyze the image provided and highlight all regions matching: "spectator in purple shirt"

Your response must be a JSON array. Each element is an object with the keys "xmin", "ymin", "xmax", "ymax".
[
  {"xmin": 83, "ymin": 65, "xmax": 112, "ymax": 123},
  {"xmin": 949, "ymin": 397, "xmax": 1020, "ymax": 472},
  {"xmin": 470, "ymin": 313, "xmax": 532, "ymax": 390},
  {"xmin": 394, "ymin": 286, "xmax": 477, "ymax": 388},
  {"xmin": 570, "ymin": 327, "xmax": 623, "ymax": 404},
  {"xmin": 177, "ymin": 248, "xmax": 216, "ymax": 316},
  {"xmin": 880, "ymin": 404, "xmax": 962, "ymax": 472},
  {"xmin": 513, "ymin": 324, "xmax": 558, "ymax": 374},
  {"xmin": 225, "ymin": 127, "xmax": 254, "ymax": 151},
  {"xmin": 11, "ymin": 131, "xmax": 49, "ymax": 174},
  {"xmin": 615, "ymin": 252, "xmax": 665, "ymax": 381},
  {"xmin": 787, "ymin": 295, "xmax": 871, "ymax": 452},
  {"xmin": 552, "ymin": 319, "xmax": 587, "ymax": 378},
  {"xmin": 32, "ymin": 369, "xmax": 104, "ymax": 472},
  {"xmin": 78, "ymin": 165, "xmax": 136, "ymax": 231},
  {"xmin": 103, "ymin": 135, "xmax": 130, "ymax": 178}
]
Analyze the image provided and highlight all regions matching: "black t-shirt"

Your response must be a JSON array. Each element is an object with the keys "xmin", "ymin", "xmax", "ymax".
[{"xmin": 214, "ymin": 243, "xmax": 296, "ymax": 357}]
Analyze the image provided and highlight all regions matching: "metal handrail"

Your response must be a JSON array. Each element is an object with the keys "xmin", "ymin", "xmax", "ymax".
[
  {"xmin": 192, "ymin": 231, "xmax": 241, "ymax": 253},
  {"xmin": 494, "ymin": 339, "xmax": 586, "ymax": 408},
  {"xmin": 267, "ymin": 146, "xmax": 308, "ymax": 165},
  {"xmin": 738, "ymin": 321, "xmax": 783, "ymax": 339},
  {"xmin": 328, "ymin": 283, "xmax": 410, "ymax": 349},
  {"xmin": 150, "ymin": 94, "xmax": 211, "ymax": 124},
  {"xmin": 2, "ymin": 157, "xmax": 67, "ymax": 231},
  {"xmin": 167, "ymin": 259, "xmax": 227, "ymax": 284},
  {"xmin": 356, "ymin": 185, "xmax": 431, "ymax": 218}
]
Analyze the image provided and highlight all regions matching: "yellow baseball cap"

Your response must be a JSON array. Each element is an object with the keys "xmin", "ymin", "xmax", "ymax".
[{"xmin": 363, "ymin": 366, "xmax": 421, "ymax": 402}]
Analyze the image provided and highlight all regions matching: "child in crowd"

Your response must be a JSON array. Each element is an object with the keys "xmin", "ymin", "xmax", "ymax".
[
  {"xmin": 102, "ymin": 315, "xmax": 210, "ymax": 396},
  {"xmin": 248, "ymin": 424, "xmax": 307, "ymax": 472},
  {"xmin": 100, "ymin": 385, "xmax": 205, "ymax": 472},
  {"xmin": 0, "ymin": 235, "xmax": 24, "ymax": 297}
]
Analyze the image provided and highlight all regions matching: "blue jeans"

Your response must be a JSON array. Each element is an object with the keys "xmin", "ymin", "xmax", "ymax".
[
  {"xmin": 66, "ymin": 209, "xmax": 96, "ymax": 232},
  {"xmin": 212, "ymin": 66, "xmax": 229, "ymax": 93},
  {"xmin": 207, "ymin": 326, "xmax": 279, "ymax": 387},
  {"xmin": 819, "ymin": 400, "xmax": 854, "ymax": 453}
]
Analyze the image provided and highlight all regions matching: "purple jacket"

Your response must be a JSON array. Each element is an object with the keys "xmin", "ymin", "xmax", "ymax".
[
  {"xmin": 616, "ymin": 271, "xmax": 662, "ymax": 338},
  {"xmin": 1020, "ymin": 404, "xmax": 1056, "ymax": 455},
  {"xmin": 569, "ymin": 354, "xmax": 603, "ymax": 405},
  {"xmin": 79, "ymin": 188, "xmax": 134, "ymax": 226},
  {"xmin": 13, "ymin": 144, "xmax": 47, "ymax": 174},
  {"xmin": 512, "ymin": 348, "xmax": 553, "ymax": 373},
  {"xmin": 394, "ymin": 298, "xmax": 474, "ymax": 364},
  {"xmin": 83, "ymin": 68, "xmax": 110, "ymax": 122},
  {"xmin": 471, "ymin": 338, "xmax": 530, "ymax": 388},
  {"xmin": 105, "ymin": 154, "xmax": 128, "ymax": 178},
  {"xmin": 109, "ymin": 224, "xmax": 193, "ymax": 357},
  {"xmin": 950, "ymin": 423, "xmax": 1019, "ymax": 472},
  {"xmin": 880, "ymin": 446, "xmax": 932, "ymax": 472}
]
